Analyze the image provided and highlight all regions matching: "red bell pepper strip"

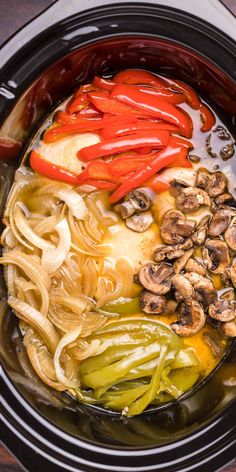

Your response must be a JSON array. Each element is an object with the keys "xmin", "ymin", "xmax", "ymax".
[
  {"xmin": 109, "ymin": 156, "xmax": 154, "ymax": 176},
  {"xmin": 78, "ymin": 105, "xmax": 102, "ymax": 118},
  {"xmin": 200, "ymin": 103, "xmax": 216, "ymax": 132},
  {"xmin": 78, "ymin": 131, "xmax": 170, "ymax": 161},
  {"xmin": 134, "ymin": 86, "xmax": 184, "ymax": 105},
  {"xmin": 74, "ymin": 83, "xmax": 95, "ymax": 96},
  {"xmin": 109, "ymin": 140, "xmax": 180, "ymax": 203},
  {"xmin": 170, "ymin": 135, "xmax": 193, "ymax": 149},
  {"xmin": 166, "ymin": 148, "xmax": 192, "ymax": 168},
  {"xmin": 111, "ymin": 85, "xmax": 193, "ymax": 138},
  {"xmin": 143, "ymin": 175, "xmax": 170, "ymax": 193},
  {"xmin": 113, "ymin": 69, "xmax": 169, "ymax": 88},
  {"xmin": 44, "ymin": 116, "xmax": 137, "ymax": 143},
  {"xmin": 0, "ymin": 138, "xmax": 21, "ymax": 160},
  {"xmin": 30, "ymin": 150, "xmax": 81, "ymax": 185},
  {"xmin": 92, "ymin": 76, "xmax": 115, "ymax": 91},
  {"xmin": 79, "ymin": 180, "xmax": 118, "ymax": 190},
  {"xmin": 101, "ymin": 121, "xmax": 180, "ymax": 140},
  {"xmin": 68, "ymin": 94, "xmax": 89, "ymax": 114},
  {"xmin": 76, "ymin": 160, "xmax": 121, "ymax": 184},
  {"xmin": 159, "ymin": 77, "xmax": 201, "ymax": 109},
  {"xmin": 88, "ymin": 92, "xmax": 152, "ymax": 117}
]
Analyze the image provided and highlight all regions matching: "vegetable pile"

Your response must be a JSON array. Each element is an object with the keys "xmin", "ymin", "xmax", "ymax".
[
  {"xmin": 77, "ymin": 318, "xmax": 200, "ymax": 416},
  {"xmin": 30, "ymin": 69, "xmax": 216, "ymax": 202}
]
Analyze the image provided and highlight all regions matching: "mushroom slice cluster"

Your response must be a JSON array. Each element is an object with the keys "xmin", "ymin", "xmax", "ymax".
[
  {"xmin": 135, "ymin": 167, "xmax": 236, "ymax": 338},
  {"xmin": 171, "ymin": 300, "xmax": 205, "ymax": 337},
  {"xmin": 114, "ymin": 188, "xmax": 153, "ymax": 232}
]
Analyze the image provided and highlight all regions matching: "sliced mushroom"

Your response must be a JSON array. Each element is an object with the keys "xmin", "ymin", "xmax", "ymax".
[
  {"xmin": 126, "ymin": 211, "xmax": 153, "ymax": 232},
  {"xmin": 203, "ymin": 239, "xmax": 230, "ymax": 274},
  {"xmin": 165, "ymin": 299, "xmax": 178, "ymax": 315},
  {"xmin": 208, "ymin": 209, "xmax": 231, "ymax": 237},
  {"xmin": 174, "ymin": 219, "xmax": 196, "ymax": 236},
  {"xmin": 114, "ymin": 201, "xmax": 136, "ymax": 219},
  {"xmin": 202, "ymin": 332, "xmax": 223, "ymax": 357},
  {"xmin": 138, "ymin": 262, "xmax": 173, "ymax": 295},
  {"xmin": 221, "ymin": 268, "xmax": 232, "ymax": 287},
  {"xmin": 206, "ymin": 172, "xmax": 227, "ymax": 197},
  {"xmin": 171, "ymin": 299, "xmax": 206, "ymax": 336},
  {"xmin": 195, "ymin": 168, "xmax": 210, "ymax": 189},
  {"xmin": 219, "ymin": 288, "xmax": 235, "ymax": 302},
  {"xmin": 160, "ymin": 210, "xmax": 185, "ymax": 244},
  {"xmin": 191, "ymin": 215, "xmax": 210, "ymax": 246},
  {"xmin": 184, "ymin": 272, "xmax": 202, "ymax": 285},
  {"xmin": 208, "ymin": 300, "xmax": 236, "ymax": 322},
  {"xmin": 160, "ymin": 210, "xmax": 195, "ymax": 244},
  {"xmin": 230, "ymin": 260, "xmax": 236, "ymax": 288},
  {"xmin": 220, "ymin": 321, "xmax": 236, "ymax": 337},
  {"xmin": 224, "ymin": 224, "xmax": 236, "ymax": 251},
  {"xmin": 153, "ymin": 245, "xmax": 183, "ymax": 262},
  {"xmin": 173, "ymin": 248, "xmax": 194, "ymax": 273},
  {"xmin": 140, "ymin": 291, "xmax": 166, "ymax": 314},
  {"xmin": 175, "ymin": 187, "xmax": 211, "ymax": 213},
  {"xmin": 193, "ymin": 276, "xmax": 216, "ymax": 307},
  {"xmin": 215, "ymin": 193, "xmax": 236, "ymax": 210},
  {"xmin": 178, "ymin": 239, "xmax": 194, "ymax": 250},
  {"xmin": 125, "ymin": 188, "xmax": 152, "ymax": 212},
  {"xmin": 153, "ymin": 240, "xmax": 193, "ymax": 263},
  {"xmin": 185, "ymin": 257, "xmax": 206, "ymax": 275},
  {"xmin": 171, "ymin": 274, "xmax": 194, "ymax": 300},
  {"xmin": 169, "ymin": 179, "xmax": 189, "ymax": 197}
]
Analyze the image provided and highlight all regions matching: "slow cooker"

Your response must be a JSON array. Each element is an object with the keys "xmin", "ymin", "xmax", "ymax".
[{"xmin": 0, "ymin": 1, "xmax": 236, "ymax": 471}]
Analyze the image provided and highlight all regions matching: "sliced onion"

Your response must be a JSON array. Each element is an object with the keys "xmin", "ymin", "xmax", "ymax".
[
  {"xmin": 8, "ymin": 297, "xmax": 59, "ymax": 353},
  {"xmin": 56, "ymin": 188, "xmax": 87, "ymax": 220},
  {"xmin": 0, "ymin": 251, "xmax": 50, "ymax": 315},
  {"xmin": 54, "ymin": 326, "xmax": 82, "ymax": 388},
  {"xmin": 1, "ymin": 227, "xmax": 16, "ymax": 248},
  {"xmin": 33, "ymin": 214, "xmax": 62, "ymax": 236},
  {"xmin": 14, "ymin": 203, "xmax": 53, "ymax": 251},
  {"xmin": 42, "ymin": 218, "xmax": 71, "ymax": 275},
  {"xmin": 24, "ymin": 329, "xmax": 66, "ymax": 391}
]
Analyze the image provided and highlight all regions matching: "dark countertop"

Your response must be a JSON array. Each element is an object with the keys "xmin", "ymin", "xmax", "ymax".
[{"xmin": 0, "ymin": 0, "xmax": 235, "ymax": 471}]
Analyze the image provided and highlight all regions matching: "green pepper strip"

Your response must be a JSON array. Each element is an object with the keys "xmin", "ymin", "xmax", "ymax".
[
  {"xmin": 168, "ymin": 370, "xmax": 199, "ymax": 394},
  {"xmin": 82, "ymin": 341, "xmax": 164, "ymax": 390},
  {"xmin": 80, "ymin": 340, "xmax": 155, "ymax": 377},
  {"xmin": 125, "ymin": 349, "xmax": 176, "ymax": 381},
  {"xmin": 170, "ymin": 347, "xmax": 199, "ymax": 369},
  {"xmin": 101, "ymin": 297, "xmax": 140, "ymax": 315},
  {"xmin": 105, "ymin": 385, "xmax": 149, "ymax": 410},
  {"xmin": 88, "ymin": 318, "xmax": 183, "ymax": 349},
  {"xmin": 127, "ymin": 344, "xmax": 168, "ymax": 416}
]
